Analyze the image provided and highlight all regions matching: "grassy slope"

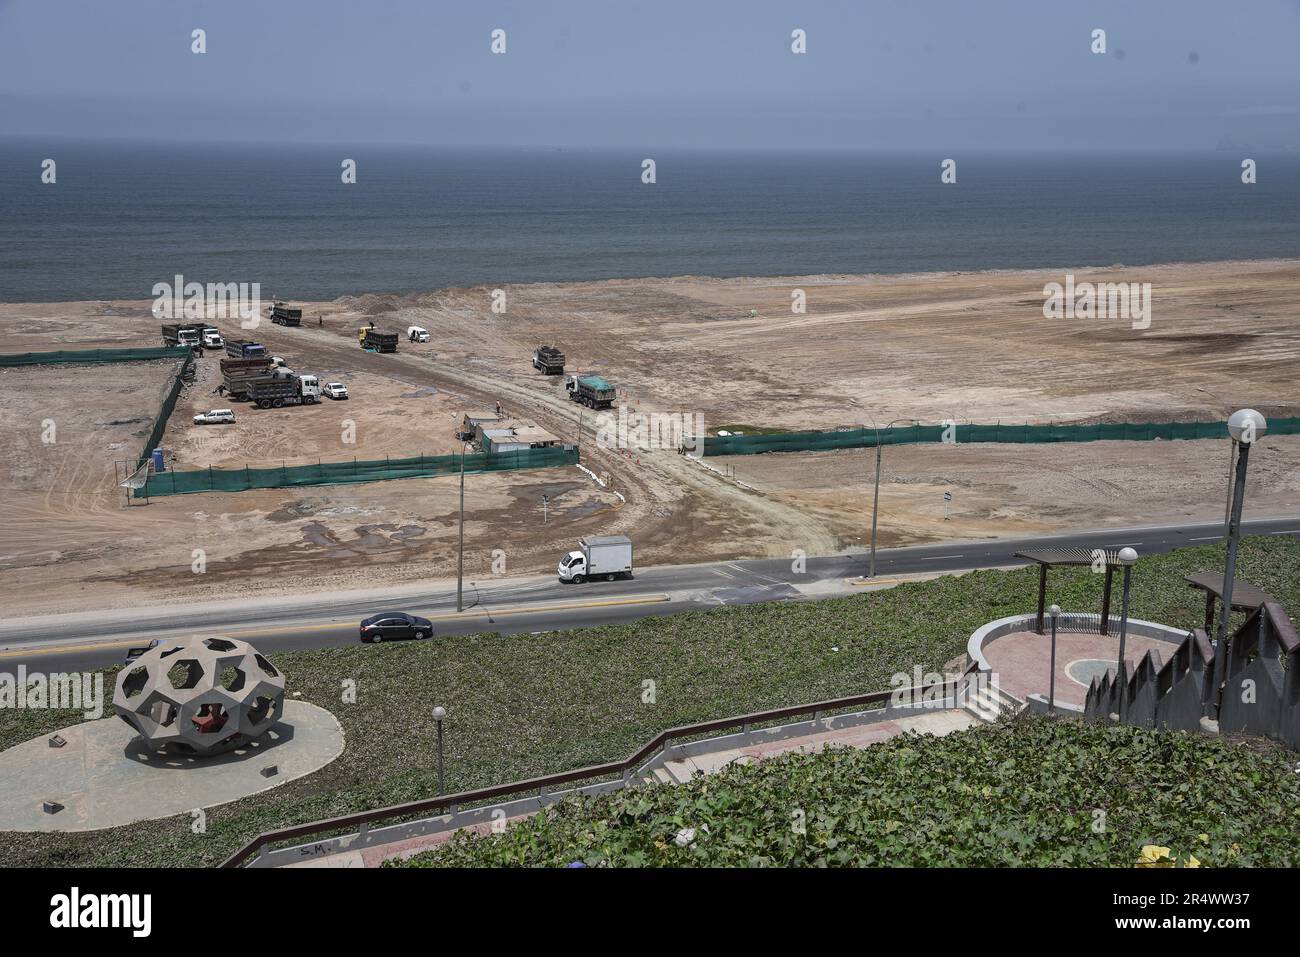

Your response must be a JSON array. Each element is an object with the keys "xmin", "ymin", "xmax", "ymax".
[
  {"xmin": 0, "ymin": 536, "xmax": 1295, "ymax": 867},
  {"xmin": 399, "ymin": 716, "xmax": 1300, "ymax": 867}
]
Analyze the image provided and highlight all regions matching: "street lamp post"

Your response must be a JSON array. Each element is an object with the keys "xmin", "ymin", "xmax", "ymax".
[
  {"xmin": 1115, "ymin": 546, "xmax": 1138, "ymax": 719},
  {"xmin": 456, "ymin": 443, "xmax": 466, "ymax": 613},
  {"xmin": 868, "ymin": 418, "xmax": 921, "ymax": 579},
  {"xmin": 1223, "ymin": 439, "xmax": 1237, "ymax": 535},
  {"xmin": 1211, "ymin": 409, "xmax": 1267, "ymax": 715},
  {"xmin": 1047, "ymin": 604, "xmax": 1060, "ymax": 714},
  {"xmin": 432, "ymin": 706, "xmax": 446, "ymax": 794}
]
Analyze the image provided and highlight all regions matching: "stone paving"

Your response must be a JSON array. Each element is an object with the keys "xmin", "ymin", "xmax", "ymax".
[
  {"xmin": 0, "ymin": 700, "xmax": 345, "ymax": 832},
  {"xmin": 982, "ymin": 629, "xmax": 1175, "ymax": 708}
]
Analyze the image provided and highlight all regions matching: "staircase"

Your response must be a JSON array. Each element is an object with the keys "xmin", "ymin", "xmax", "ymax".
[{"xmin": 961, "ymin": 678, "xmax": 1026, "ymax": 725}]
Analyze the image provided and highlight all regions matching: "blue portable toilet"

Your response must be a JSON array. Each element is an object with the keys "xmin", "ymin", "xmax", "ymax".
[{"xmin": 151, "ymin": 448, "xmax": 166, "ymax": 473}]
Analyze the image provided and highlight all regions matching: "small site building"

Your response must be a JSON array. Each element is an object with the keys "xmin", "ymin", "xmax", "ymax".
[{"xmin": 480, "ymin": 420, "xmax": 562, "ymax": 454}]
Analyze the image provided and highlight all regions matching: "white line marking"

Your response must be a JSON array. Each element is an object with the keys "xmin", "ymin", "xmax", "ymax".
[
  {"xmin": 919, "ymin": 555, "xmax": 966, "ymax": 561},
  {"xmin": 1269, "ymin": 529, "xmax": 1300, "ymax": 535},
  {"xmin": 1189, "ymin": 536, "xmax": 1221, "ymax": 542}
]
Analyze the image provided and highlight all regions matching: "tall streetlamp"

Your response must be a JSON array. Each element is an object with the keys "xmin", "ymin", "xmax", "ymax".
[
  {"xmin": 1115, "ymin": 546, "xmax": 1138, "ymax": 718},
  {"xmin": 1047, "ymin": 604, "xmax": 1061, "ymax": 714},
  {"xmin": 868, "ymin": 418, "xmax": 921, "ymax": 579},
  {"xmin": 1211, "ymin": 409, "xmax": 1267, "ymax": 714},
  {"xmin": 456, "ymin": 442, "xmax": 466, "ymax": 613},
  {"xmin": 1223, "ymin": 439, "xmax": 1237, "ymax": 536},
  {"xmin": 432, "ymin": 706, "xmax": 447, "ymax": 794}
]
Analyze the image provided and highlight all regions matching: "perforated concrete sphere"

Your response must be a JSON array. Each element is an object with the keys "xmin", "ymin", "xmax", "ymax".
[{"xmin": 113, "ymin": 636, "xmax": 286, "ymax": 756}]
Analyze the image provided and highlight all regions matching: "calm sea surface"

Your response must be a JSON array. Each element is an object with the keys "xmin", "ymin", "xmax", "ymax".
[{"xmin": 1, "ymin": 141, "xmax": 1297, "ymax": 301}]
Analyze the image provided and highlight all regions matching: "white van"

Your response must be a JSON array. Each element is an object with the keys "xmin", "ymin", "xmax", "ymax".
[{"xmin": 407, "ymin": 326, "xmax": 430, "ymax": 343}]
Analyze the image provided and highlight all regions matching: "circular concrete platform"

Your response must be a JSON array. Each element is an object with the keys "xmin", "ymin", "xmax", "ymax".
[
  {"xmin": 0, "ymin": 700, "xmax": 344, "ymax": 832},
  {"xmin": 1066, "ymin": 658, "xmax": 1116, "ymax": 688}
]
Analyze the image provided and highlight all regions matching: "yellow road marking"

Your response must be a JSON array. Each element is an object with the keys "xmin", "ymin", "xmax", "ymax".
[
  {"xmin": 847, "ymin": 577, "xmax": 904, "ymax": 586},
  {"xmin": 0, "ymin": 593, "xmax": 673, "ymax": 660}
]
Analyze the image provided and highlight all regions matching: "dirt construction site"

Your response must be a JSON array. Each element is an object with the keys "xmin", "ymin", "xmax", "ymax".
[{"xmin": 1, "ymin": 257, "xmax": 1299, "ymax": 616}]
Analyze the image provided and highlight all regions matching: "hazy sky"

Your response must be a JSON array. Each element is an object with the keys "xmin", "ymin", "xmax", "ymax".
[{"xmin": 1, "ymin": 0, "xmax": 1298, "ymax": 149}]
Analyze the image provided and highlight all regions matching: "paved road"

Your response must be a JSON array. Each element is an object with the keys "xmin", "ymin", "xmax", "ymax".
[{"xmin": 2, "ymin": 517, "xmax": 1297, "ymax": 675}]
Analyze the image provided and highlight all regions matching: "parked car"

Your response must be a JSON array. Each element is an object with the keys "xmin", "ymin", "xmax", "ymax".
[
  {"xmin": 359, "ymin": 612, "xmax": 432, "ymax": 643},
  {"xmin": 124, "ymin": 638, "xmax": 161, "ymax": 664},
  {"xmin": 322, "ymin": 382, "xmax": 349, "ymax": 400},
  {"xmin": 193, "ymin": 409, "xmax": 236, "ymax": 425}
]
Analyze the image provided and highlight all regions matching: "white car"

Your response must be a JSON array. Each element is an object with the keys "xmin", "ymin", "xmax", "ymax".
[
  {"xmin": 322, "ymin": 382, "xmax": 349, "ymax": 400},
  {"xmin": 270, "ymin": 356, "xmax": 286, "ymax": 367},
  {"xmin": 193, "ymin": 409, "xmax": 236, "ymax": 425}
]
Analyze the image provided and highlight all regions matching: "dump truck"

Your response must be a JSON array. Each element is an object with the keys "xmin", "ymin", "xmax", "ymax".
[
  {"xmin": 201, "ymin": 326, "xmax": 224, "ymax": 349},
  {"xmin": 225, "ymin": 339, "xmax": 267, "ymax": 359},
  {"xmin": 557, "ymin": 535, "xmax": 633, "ymax": 583},
  {"xmin": 565, "ymin": 373, "xmax": 616, "ymax": 409},
  {"xmin": 161, "ymin": 323, "xmax": 203, "ymax": 348},
  {"xmin": 533, "ymin": 345, "xmax": 565, "ymax": 375},
  {"xmin": 358, "ymin": 327, "xmax": 399, "ymax": 353},
  {"xmin": 270, "ymin": 303, "xmax": 303, "ymax": 326},
  {"xmin": 247, "ymin": 373, "xmax": 321, "ymax": 408},
  {"xmin": 219, "ymin": 357, "xmax": 275, "ymax": 399}
]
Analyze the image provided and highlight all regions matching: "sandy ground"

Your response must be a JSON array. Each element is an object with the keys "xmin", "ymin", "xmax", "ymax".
[{"xmin": 1, "ymin": 258, "xmax": 1298, "ymax": 615}]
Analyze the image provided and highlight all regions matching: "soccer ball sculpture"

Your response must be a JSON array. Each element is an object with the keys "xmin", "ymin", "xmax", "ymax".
[{"xmin": 113, "ymin": 636, "xmax": 286, "ymax": 755}]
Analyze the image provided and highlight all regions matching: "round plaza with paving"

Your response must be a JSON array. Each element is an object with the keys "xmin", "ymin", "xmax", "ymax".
[
  {"xmin": 0, "ymin": 700, "xmax": 344, "ymax": 832},
  {"xmin": 982, "ymin": 630, "xmax": 1176, "ymax": 709}
]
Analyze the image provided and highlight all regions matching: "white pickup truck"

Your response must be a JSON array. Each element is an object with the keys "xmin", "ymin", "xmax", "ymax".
[{"xmin": 558, "ymin": 535, "xmax": 633, "ymax": 583}]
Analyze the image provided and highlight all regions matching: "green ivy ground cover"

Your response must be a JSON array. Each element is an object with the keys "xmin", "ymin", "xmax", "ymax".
[
  {"xmin": 0, "ymin": 536, "xmax": 1295, "ymax": 867},
  {"xmin": 398, "ymin": 716, "xmax": 1300, "ymax": 867}
]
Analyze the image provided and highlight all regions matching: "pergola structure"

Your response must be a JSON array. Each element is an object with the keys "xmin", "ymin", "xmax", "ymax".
[
  {"xmin": 1184, "ymin": 571, "xmax": 1274, "ymax": 637},
  {"xmin": 1014, "ymin": 547, "xmax": 1129, "ymax": 635}
]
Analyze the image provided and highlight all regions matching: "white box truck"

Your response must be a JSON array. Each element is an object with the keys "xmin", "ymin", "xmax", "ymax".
[{"xmin": 558, "ymin": 535, "xmax": 633, "ymax": 583}]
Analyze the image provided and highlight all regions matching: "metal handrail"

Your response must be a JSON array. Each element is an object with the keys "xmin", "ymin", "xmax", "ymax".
[{"xmin": 220, "ymin": 666, "xmax": 976, "ymax": 868}]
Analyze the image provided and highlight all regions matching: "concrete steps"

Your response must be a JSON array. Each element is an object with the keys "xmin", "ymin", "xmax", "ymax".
[{"xmin": 961, "ymin": 679, "xmax": 1026, "ymax": 725}]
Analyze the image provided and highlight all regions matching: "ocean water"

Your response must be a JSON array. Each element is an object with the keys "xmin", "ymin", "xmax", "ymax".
[{"xmin": 0, "ymin": 140, "xmax": 1297, "ymax": 302}]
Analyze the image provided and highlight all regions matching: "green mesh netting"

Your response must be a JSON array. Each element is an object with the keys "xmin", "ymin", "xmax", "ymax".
[
  {"xmin": 702, "ymin": 418, "xmax": 1300, "ymax": 456},
  {"xmin": 0, "ymin": 346, "xmax": 191, "ymax": 366},
  {"xmin": 137, "ymin": 445, "xmax": 581, "ymax": 497}
]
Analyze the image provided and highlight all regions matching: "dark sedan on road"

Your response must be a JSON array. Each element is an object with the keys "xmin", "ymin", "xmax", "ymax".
[{"xmin": 359, "ymin": 612, "xmax": 433, "ymax": 643}]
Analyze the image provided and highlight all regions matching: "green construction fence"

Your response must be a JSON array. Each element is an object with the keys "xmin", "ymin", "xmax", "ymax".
[
  {"xmin": 137, "ymin": 445, "xmax": 581, "ymax": 498},
  {"xmin": 702, "ymin": 417, "xmax": 1300, "ymax": 456},
  {"xmin": 137, "ymin": 350, "xmax": 197, "ymax": 468},
  {"xmin": 0, "ymin": 346, "xmax": 191, "ymax": 366}
]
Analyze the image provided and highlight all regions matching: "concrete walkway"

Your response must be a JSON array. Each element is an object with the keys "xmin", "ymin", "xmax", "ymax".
[{"xmin": 287, "ymin": 708, "xmax": 977, "ymax": 868}]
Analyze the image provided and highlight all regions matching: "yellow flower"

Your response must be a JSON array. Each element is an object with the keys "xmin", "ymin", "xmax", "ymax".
[
  {"xmin": 1136, "ymin": 844, "xmax": 1173, "ymax": 867},
  {"xmin": 1136, "ymin": 845, "xmax": 1201, "ymax": 867}
]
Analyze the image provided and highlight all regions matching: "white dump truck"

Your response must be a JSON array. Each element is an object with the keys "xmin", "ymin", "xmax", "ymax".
[{"xmin": 558, "ymin": 535, "xmax": 633, "ymax": 583}]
